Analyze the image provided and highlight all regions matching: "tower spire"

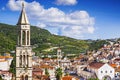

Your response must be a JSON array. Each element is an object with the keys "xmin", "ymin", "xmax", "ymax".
[
  {"xmin": 17, "ymin": 2, "xmax": 29, "ymax": 25},
  {"xmin": 17, "ymin": 2, "xmax": 31, "ymax": 46}
]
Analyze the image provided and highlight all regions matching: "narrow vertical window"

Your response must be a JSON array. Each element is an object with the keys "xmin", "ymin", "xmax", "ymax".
[
  {"xmin": 22, "ymin": 31, "xmax": 25, "ymax": 45},
  {"xmin": 27, "ymin": 31, "xmax": 29, "ymax": 45},
  {"xmin": 20, "ymin": 55, "xmax": 22, "ymax": 67},
  {"xmin": 23, "ymin": 55, "xmax": 26, "ymax": 67},
  {"xmin": 27, "ymin": 55, "xmax": 29, "ymax": 67}
]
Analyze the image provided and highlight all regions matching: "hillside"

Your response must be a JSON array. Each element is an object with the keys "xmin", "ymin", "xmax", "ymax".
[{"xmin": 0, "ymin": 23, "xmax": 89, "ymax": 56}]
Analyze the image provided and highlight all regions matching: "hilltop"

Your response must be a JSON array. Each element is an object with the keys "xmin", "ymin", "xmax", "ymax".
[{"xmin": 0, "ymin": 23, "xmax": 89, "ymax": 56}]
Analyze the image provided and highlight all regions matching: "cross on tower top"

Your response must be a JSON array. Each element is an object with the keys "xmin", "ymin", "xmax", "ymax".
[{"xmin": 22, "ymin": 2, "xmax": 24, "ymax": 8}]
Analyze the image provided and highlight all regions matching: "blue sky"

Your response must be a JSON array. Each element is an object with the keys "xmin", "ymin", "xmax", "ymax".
[{"xmin": 0, "ymin": 0, "xmax": 120, "ymax": 40}]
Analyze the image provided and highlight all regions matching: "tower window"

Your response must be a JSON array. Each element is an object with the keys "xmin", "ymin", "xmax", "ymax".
[
  {"xmin": 22, "ymin": 31, "xmax": 26, "ymax": 45},
  {"xmin": 23, "ymin": 55, "xmax": 26, "ymax": 67},
  {"xmin": 27, "ymin": 31, "xmax": 29, "ymax": 45},
  {"xmin": 20, "ymin": 55, "xmax": 22, "ymax": 67},
  {"xmin": 25, "ymin": 75, "xmax": 28, "ymax": 80},
  {"xmin": 20, "ymin": 75, "xmax": 24, "ymax": 80},
  {"xmin": 27, "ymin": 55, "xmax": 29, "ymax": 67}
]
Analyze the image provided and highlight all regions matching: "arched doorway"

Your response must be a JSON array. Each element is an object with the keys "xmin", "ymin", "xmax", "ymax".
[
  {"xmin": 20, "ymin": 75, "xmax": 24, "ymax": 80},
  {"xmin": 25, "ymin": 75, "xmax": 28, "ymax": 80},
  {"xmin": 102, "ymin": 75, "xmax": 111, "ymax": 80}
]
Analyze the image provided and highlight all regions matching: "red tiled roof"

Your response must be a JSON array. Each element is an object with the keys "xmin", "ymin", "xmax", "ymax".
[
  {"xmin": 89, "ymin": 62, "xmax": 104, "ymax": 69},
  {"xmin": 62, "ymin": 76, "xmax": 73, "ymax": 80},
  {"xmin": 40, "ymin": 65, "xmax": 54, "ymax": 69},
  {"xmin": 0, "ymin": 56, "xmax": 13, "ymax": 59},
  {"xmin": 110, "ymin": 64, "xmax": 117, "ymax": 68},
  {"xmin": 0, "ymin": 56, "xmax": 5, "ymax": 58},
  {"xmin": 62, "ymin": 75, "xmax": 79, "ymax": 80}
]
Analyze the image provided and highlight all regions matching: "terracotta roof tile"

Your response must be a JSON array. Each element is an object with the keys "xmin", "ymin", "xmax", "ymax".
[
  {"xmin": 0, "ymin": 56, "xmax": 5, "ymax": 58},
  {"xmin": 62, "ymin": 76, "xmax": 79, "ymax": 80},
  {"xmin": 40, "ymin": 65, "xmax": 54, "ymax": 69},
  {"xmin": 62, "ymin": 76, "xmax": 73, "ymax": 80},
  {"xmin": 89, "ymin": 62, "xmax": 104, "ymax": 69},
  {"xmin": 110, "ymin": 64, "xmax": 117, "ymax": 68}
]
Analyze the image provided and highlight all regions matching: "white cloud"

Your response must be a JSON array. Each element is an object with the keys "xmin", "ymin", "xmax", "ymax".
[
  {"xmin": 7, "ymin": 0, "xmax": 95, "ymax": 39},
  {"xmin": 56, "ymin": 0, "xmax": 77, "ymax": 5},
  {"xmin": 7, "ymin": 0, "xmax": 23, "ymax": 11},
  {"xmin": 36, "ymin": 23, "xmax": 46, "ymax": 28}
]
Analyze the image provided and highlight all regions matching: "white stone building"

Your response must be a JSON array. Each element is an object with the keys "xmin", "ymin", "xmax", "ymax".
[
  {"xmin": 0, "ymin": 56, "xmax": 13, "ymax": 71},
  {"xmin": 40, "ymin": 65, "xmax": 56, "ymax": 80},
  {"xmin": 87, "ymin": 62, "xmax": 115, "ymax": 80},
  {"xmin": 0, "ymin": 60, "xmax": 9, "ymax": 71}
]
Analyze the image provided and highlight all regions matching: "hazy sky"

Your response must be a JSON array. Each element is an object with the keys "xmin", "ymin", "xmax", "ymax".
[{"xmin": 0, "ymin": 0, "xmax": 120, "ymax": 40}]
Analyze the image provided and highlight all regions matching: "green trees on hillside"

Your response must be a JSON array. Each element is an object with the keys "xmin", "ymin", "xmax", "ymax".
[
  {"xmin": 0, "ymin": 23, "xmax": 111, "ymax": 56},
  {"xmin": 0, "ymin": 33, "xmax": 15, "ymax": 52},
  {"xmin": 0, "ymin": 23, "xmax": 89, "ymax": 55},
  {"xmin": 88, "ymin": 40, "xmax": 110, "ymax": 51}
]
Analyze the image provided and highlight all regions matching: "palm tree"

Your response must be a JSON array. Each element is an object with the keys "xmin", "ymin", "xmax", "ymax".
[{"xmin": 55, "ymin": 68, "xmax": 63, "ymax": 80}]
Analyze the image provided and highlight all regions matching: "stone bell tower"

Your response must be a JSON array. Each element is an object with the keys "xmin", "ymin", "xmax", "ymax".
[
  {"xmin": 57, "ymin": 48, "xmax": 62, "ymax": 67},
  {"xmin": 16, "ymin": 3, "xmax": 32, "ymax": 80}
]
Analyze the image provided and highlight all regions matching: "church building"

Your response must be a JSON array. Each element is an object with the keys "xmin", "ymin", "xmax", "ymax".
[{"xmin": 16, "ymin": 3, "xmax": 33, "ymax": 80}]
